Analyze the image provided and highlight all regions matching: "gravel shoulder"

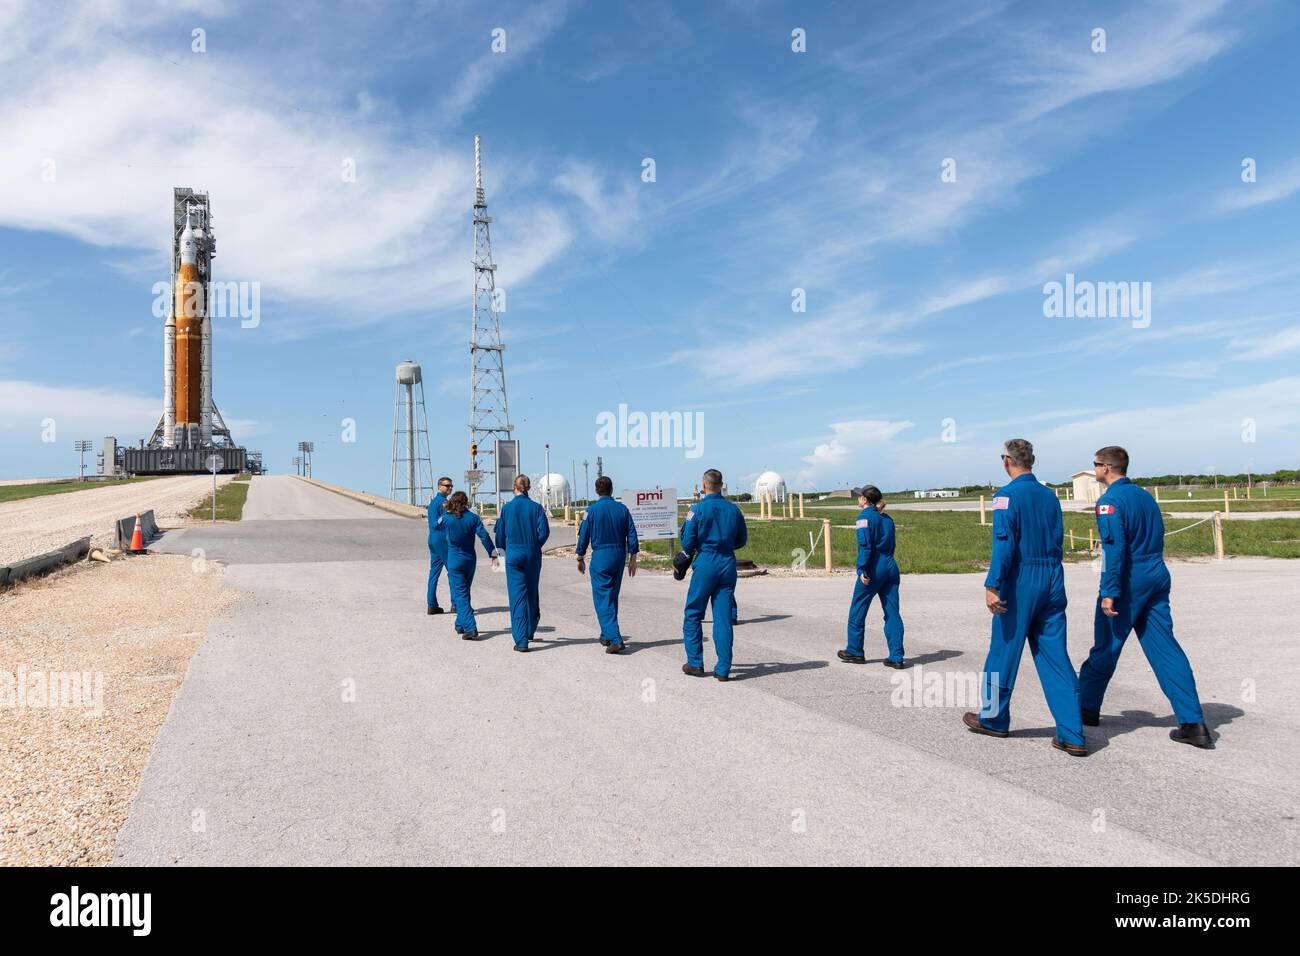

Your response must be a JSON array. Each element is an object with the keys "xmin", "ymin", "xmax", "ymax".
[
  {"xmin": 0, "ymin": 553, "xmax": 237, "ymax": 865},
  {"xmin": 0, "ymin": 474, "xmax": 233, "ymax": 565}
]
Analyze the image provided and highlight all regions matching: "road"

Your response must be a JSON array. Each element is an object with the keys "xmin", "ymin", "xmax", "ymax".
[
  {"xmin": 113, "ymin": 476, "xmax": 1299, "ymax": 865},
  {"xmin": 0, "ymin": 474, "xmax": 233, "ymax": 564}
]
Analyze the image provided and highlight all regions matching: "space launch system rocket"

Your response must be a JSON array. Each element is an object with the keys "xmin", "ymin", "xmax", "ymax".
[{"xmin": 159, "ymin": 188, "xmax": 215, "ymax": 449}]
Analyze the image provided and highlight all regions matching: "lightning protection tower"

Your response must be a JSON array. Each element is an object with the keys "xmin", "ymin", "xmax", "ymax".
[
  {"xmin": 391, "ymin": 360, "xmax": 434, "ymax": 505},
  {"xmin": 467, "ymin": 135, "xmax": 514, "ymax": 504}
]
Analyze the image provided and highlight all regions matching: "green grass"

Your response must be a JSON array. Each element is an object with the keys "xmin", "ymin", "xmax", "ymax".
[
  {"xmin": 188, "ymin": 479, "xmax": 250, "ymax": 521},
  {"xmin": 0, "ymin": 476, "xmax": 160, "ymax": 504},
  {"xmin": 638, "ymin": 509, "xmax": 1300, "ymax": 572},
  {"xmin": 1158, "ymin": 498, "xmax": 1300, "ymax": 512}
]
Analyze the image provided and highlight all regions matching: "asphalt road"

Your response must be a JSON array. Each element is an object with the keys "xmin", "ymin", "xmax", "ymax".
[{"xmin": 113, "ymin": 476, "xmax": 1299, "ymax": 865}]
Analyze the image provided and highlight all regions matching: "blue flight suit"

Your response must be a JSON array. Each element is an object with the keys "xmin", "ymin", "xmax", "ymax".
[
  {"xmin": 426, "ymin": 492, "xmax": 451, "ymax": 611},
  {"xmin": 576, "ymin": 495, "xmax": 639, "ymax": 647},
  {"xmin": 845, "ymin": 505, "xmax": 905, "ymax": 662},
  {"xmin": 495, "ymin": 493, "xmax": 550, "ymax": 650},
  {"xmin": 1079, "ymin": 477, "xmax": 1204, "ymax": 724},
  {"xmin": 680, "ymin": 493, "xmax": 747, "ymax": 678},
  {"xmin": 441, "ymin": 509, "xmax": 496, "ymax": 635},
  {"xmin": 980, "ymin": 473, "xmax": 1085, "ymax": 746}
]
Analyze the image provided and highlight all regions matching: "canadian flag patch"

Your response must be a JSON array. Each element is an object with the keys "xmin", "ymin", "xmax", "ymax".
[
  {"xmin": 1097, "ymin": 505, "xmax": 1115, "ymax": 515},
  {"xmin": 991, "ymin": 496, "xmax": 1010, "ymax": 510},
  {"xmin": 855, "ymin": 519, "xmax": 870, "ymax": 528}
]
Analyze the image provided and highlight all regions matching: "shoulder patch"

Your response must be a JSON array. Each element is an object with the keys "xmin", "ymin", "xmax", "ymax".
[
  {"xmin": 991, "ymin": 496, "xmax": 1010, "ymax": 510},
  {"xmin": 1097, "ymin": 504, "xmax": 1115, "ymax": 515},
  {"xmin": 685, "ymin": 510, "xmax": 694, "ymax": 521},
  {"xmin": 855, "ymin": 518, "xmax": 870, "ymax": 528}
]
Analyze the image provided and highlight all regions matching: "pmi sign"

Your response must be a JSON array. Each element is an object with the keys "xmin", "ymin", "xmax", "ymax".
[{"xmin": 621, "ymin": 487, "xmax": 677, "ymax": 540}]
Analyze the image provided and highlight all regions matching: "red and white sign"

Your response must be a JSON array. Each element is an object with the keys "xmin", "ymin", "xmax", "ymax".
[{"xmin": 621, "ymin": 487, "xmax": 678, "ymax": 540}]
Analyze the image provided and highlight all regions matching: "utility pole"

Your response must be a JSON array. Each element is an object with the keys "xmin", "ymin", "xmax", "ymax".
[
  {"xmin": 74, "ymin": 440, "xmax": 92, "ymax": 481},
  {"xmin": 583, "ymin": 459, "xmax": 589, "ymax": 504},
  {"xmin": 596, "ymin": 455, "xmax": 604, "ymax": 479}
]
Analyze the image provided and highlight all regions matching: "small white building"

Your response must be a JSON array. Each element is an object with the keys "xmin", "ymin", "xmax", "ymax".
[
  {"xmin": 753, "ymin": 471, "xmax": 787, "ymax": 503},
  {"xmin": 536, "ymin": 472, "xmax": 571, "ymax": 509},
  {"xmin": 913, "ymin": 489, "xmax": 960, "ymax": 499},
  {"xmin": 1071, "ymin": 470, "xmax": 1102, "ymax": 503}
]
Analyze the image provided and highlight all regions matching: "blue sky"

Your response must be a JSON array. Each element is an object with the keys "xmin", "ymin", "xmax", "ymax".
[{"xmin": 2, "ymin": 0, "xmax": 1299, "ymax": 496}]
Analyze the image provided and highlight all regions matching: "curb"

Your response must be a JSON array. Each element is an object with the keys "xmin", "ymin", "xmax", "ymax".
[{"xmin": 0, "ymin": 536, "xmax": 93, "ymax": 590}]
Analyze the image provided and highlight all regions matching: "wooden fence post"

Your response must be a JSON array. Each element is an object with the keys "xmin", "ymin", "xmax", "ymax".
[
  {"xmin": 822, "ymin": 518, "xmax": 832, "ymax": 573},
  {"xmin": 799, "ymin": 493, "xmax": 805, "ymax": 518},
  {"xmin": 1213, "ymin": 511, "xmax": 1225, "ymax": 560},
  {"xmin": 979, "ymin": 495, "xmax": 987, "ymax": 526}
]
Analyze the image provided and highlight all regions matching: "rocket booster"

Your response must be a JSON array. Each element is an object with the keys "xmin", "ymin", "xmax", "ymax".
[{"xmin": 173, "ymin": 211, "xmax": 203, "ymax": 431}]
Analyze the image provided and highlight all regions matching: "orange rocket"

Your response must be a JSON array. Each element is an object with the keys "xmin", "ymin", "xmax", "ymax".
[{"xmin": 173, "ymin": 211, "xmax": 204, "ymax": 430}]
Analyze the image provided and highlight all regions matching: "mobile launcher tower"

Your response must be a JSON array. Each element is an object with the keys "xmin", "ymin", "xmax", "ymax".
[{"xmin": 126, "ymin": 188, "xmax": 247, "ymax": 474}]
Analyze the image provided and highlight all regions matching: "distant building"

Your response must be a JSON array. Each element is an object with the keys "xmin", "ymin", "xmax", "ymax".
[
  {"xmin": 913, "ymin": 489, "xmax": 960, "ymax": 499},
  {"xmin": 1071, "ymin": 470, "xmax": 1102, "ymax": 503}
]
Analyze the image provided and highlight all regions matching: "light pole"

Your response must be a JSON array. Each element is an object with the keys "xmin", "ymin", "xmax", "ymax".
[
  {"xmin": 292, "ymin": 455, "xmax": 302, "ymax": 476},
  {"xmin": 583, "ymin": 459, "xmax": 589, "ymax": 505},
  {"xmin": 74, "ymin": 440, "xmax": 93, "ymax": 481}
]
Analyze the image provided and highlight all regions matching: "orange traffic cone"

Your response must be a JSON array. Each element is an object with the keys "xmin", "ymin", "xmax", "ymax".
[{"xmin": 129, "ymin": 514, "xmax": 144, "ymax": 553}]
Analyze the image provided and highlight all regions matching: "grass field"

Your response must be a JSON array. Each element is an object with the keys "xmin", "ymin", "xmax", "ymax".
[
  {"xmin": 1159, "ymin": 498, "xmax": 1300, "ymax": 512},
  {"xmin": 0, "ymin": 476, "xmax": 160, "ymax": 504},
  {"xmin": 636, "ymin": 508, "xmax": 1300, "ymax": 572},
  {"xmin": 188, "ymin": 475, "xmax": 251, "ymax": 521}
]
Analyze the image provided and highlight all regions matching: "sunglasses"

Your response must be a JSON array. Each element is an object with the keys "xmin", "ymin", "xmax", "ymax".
[{"xmin": 1093, "ymin": 462, "xmax": 1107, "ymax": 468}]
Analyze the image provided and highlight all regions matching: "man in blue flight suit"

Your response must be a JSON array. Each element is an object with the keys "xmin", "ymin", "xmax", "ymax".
[
  {"xmin": 1079, "ymin": 446, "xmax": 1212, "ymax": 748},
  {"xmin": 837, "ymin": 484, "xmax": 905, "ymax": 668},
  {"xmin": 575, "ymin": 475, "xmax": 639, "ymax": 655},
  {"xmin": 964, "ymin": 439, "xmax": 1087, "ymax": 756},
  {"xmin": 678, "ymin": 469, "xmax": 747, "ymax": 681},
  {"xmin": 426, "ymin": 476, "xmax": 455, "ymax": 615},
  {"xmin": 495, "ymin": 474, "xmax": 550, "ymax": 653}
]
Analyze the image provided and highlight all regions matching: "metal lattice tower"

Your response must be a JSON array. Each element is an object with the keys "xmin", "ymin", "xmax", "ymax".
[{"xmin": 467, "ymin": 134, "xmax": 514, "ymax": 503}]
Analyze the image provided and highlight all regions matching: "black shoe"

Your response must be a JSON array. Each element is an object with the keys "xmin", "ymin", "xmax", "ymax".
[
  {"xmin": 714, "ymin": 672, "xmax": 731, "ymax": 682},
  {"xmin": 454, "ymin": 625, "xmax": 464, "ymax": 634},
  {"xmin": 1052, "ymin": 738, "xmax": 1088, "ymax": 757},
  {"xmin": 962, "ymin": 712, "xmax": 1009, "ymax": 738},
  {"xmin": 883, "ymin": 659, "xmax": 906, "ymax": 670},
  {"xmin": 682, "ymin": 664, "xmax": 707, "ymax": 677},
  {"xmin": 837, "ymin": 650, "xmax": 866, "ymax": 664},
  {"xmin": 1170, "ymin": 722, "xmax": 1213, "ymax": 749},
  {"xmin": 1081, "ymin": 708, "xmax": 1100, "ymax": 727},
  {"xmin": 599, "ymin": 637, "xmax": 611, "ymax": 647},
  {"xmin": 605, "ymin": 643, "xmax": 625, "ymax": 655},
  {"xmin": 513, "ymin": 645, "xmax": 529, "ymax": 653},
  {"xmin": 427, "ymin": 606, "xmax": 445, "ymax": 615},
  {"xmin": 462, "ymin": 631, "xmax": 477, "ymax": 641}
]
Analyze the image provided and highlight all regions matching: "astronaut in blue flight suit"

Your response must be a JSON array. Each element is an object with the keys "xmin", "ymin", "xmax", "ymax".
[
  {"xmin": 575, "ymin": 475, "xmax": 639, "ymax": 655},
  {"xmin": 426, "ymin": 476, "xmax": 455, "ymax": 615},
  {"xmin": 495, "ymin": 474, "xmax": 550, "ymax": 653},
  {"xmin": 837, "ymin": 484, "xmax": 905, "ymax": 668},
  {"xmin": 964, "ymin": 439, "xmax": 1087, "ymax": 755},
  {"xmin": 440, "ymin": 491, "xmax": 498, "ymax": 640},
  {"xmin": 1079, "ymin": 446, "xmax": 1212, "ymax": 748},
  {"xmin": 678, "ymin": 469, "xmax": 747, "ymax": 681}
]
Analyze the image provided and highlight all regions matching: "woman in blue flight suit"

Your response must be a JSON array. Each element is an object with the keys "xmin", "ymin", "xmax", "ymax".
[
  {"xmin": 439, "ymin": 491, "xmax": 498, "ymax": 640},
  {"xmin": 838, "ymin": 484, "xmax": 906, "ymax": 667}
]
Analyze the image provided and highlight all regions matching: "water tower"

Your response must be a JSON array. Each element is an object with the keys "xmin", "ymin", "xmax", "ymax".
[{"xmin": 390, "ymin": 360, "xmax": 434, "ymax": 505}]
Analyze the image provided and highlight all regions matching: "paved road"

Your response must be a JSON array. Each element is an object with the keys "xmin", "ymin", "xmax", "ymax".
[
  {"xmin": 113, "ymin": 477, "xmax": 1299, "ymax": 865},
  {"xmin": 0, "ymin": 474, "xmax": 232, "ymax": 564}
]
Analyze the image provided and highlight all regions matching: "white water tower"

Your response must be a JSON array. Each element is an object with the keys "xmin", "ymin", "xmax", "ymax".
[{"xmin": 390, "ymin": 360, "xmax": 434, "ymax": 505}]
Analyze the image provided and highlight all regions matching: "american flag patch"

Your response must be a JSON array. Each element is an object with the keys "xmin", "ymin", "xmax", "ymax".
[
  {"xmin": 685, "ymin": 511, "xmax": 694, "ymax": 521},
  {"xmin": 855, "ymin": 519, "xmax": 870, "ymax": 528},
  {"xmin": 991, "ymin": 497, "xmax": 1010, "ymax": 510},
  {"xmin": 1097, "ymin": 504, "xmax": 1115, "ymax": 515}
]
